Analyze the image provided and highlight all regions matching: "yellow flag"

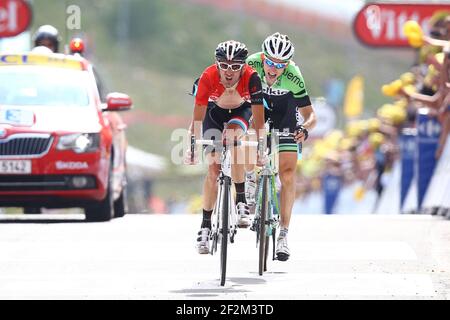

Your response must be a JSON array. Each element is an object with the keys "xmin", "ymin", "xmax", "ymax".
[{"xmin": 343, "ymin": 75, "xmax": 364, "ymax": 119}]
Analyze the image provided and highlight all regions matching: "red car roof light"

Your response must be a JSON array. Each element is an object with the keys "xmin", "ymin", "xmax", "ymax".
[{"xmin": 70, "ymin": 38, "xmax": 85, "ymax": 55}]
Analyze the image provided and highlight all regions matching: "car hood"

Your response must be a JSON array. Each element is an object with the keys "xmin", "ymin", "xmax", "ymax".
[{"xmin": 0, "ymin": 105, "xmax": 102, "ymax": 133}]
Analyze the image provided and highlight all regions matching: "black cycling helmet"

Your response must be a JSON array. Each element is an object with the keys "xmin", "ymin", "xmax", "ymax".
[
  {"xmin": 32, "ymin": 25, "xmax": 61, "ymax": 53},
  {"xmin": 215, "ymin": 40, "xmax": 248, "ymax": 62}
]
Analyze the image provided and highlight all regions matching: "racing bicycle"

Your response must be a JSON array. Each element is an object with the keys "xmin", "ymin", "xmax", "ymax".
[
  {"xmin": 251, "ymin": 130, "xmax": 299, "ymax": 275},
  {"xmin": 191, "ymin": 136, "xmax": 258, "ymax": 286}
]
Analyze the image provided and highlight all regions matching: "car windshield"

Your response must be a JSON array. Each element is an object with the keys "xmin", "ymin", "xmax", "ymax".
[{"xmin": 0, "ymin": 66, "xmax": 91, "ymax": 107}]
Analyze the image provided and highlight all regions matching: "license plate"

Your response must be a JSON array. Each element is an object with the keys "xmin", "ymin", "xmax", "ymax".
[{"xmin": 0, "ymin": 160, "xmax": 32, "ymax": 174}]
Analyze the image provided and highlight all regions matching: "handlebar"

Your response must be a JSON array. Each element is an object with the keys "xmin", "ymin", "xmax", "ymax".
[
  {"xmin": 269, "ymin": 131, "xmax": 296, "ymax": 137},
  {"xmin": 190, "ymin": 135, "xmax": 196, "ymax": 163},
  {"xmin": 189, "ymin": 131, "xmax": 301, "ymax": 165},
  {"xmin": 188, "ymin": 137, "xmax": 261, "ymax": 164},
  {"xmin": 195, "ymin": 139, "xmax": 258, "ymax": 148}
]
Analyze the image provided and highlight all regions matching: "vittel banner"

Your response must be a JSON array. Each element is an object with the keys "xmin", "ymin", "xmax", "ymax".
[{"xmin": 353, "ymin": 3, "xmax": 450, "ymax": 47}]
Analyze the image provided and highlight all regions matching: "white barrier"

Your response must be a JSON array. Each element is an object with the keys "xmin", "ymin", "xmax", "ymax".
[
  {"xmin": 402, "ymin": 175, "xmax": 418, "ymax": 213},
  {"xmin": 422, "ymin": 134, "xmax": 450, "ymax": 211},
  {"xmin": 441, "ymin": 138, "xmax": 450, "ymax": 213},
  {"xmin": 443, "ymin": 179, "xmax": 450, "ymax": 211},
  {"xmin": 374, "ymin": 160, "xmax": 402, "ymax": 214},
  {"xmin": 334, "ymin": 182, "xmax": 377, "ymax": 214}
]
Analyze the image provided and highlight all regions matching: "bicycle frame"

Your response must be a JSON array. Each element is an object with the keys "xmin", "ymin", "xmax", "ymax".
[
  {"xmin": 252, "ymin": 133, "xmax": 280, "ymax": 264},
  {"xmin": 195, "ymin": 138, "xmax": 258, "ymax": 285},
  {"xmin": 210, "ymin": 146, "xmax": 238, "ymax": 254},
  {"xmin": 252, "ymin": 129, "xmax": 298, "ymax": 274}
]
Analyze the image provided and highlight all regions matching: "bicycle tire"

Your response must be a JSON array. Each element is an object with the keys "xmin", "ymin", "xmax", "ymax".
[
  {"xmin": 264, "ymin": 235, "xmax": 269, "ymax": 272},
  {"xmin": 211, "ymin": 185, "xmax": 223, "ymax": 255},
  {"xmin": 220, "ymin": 177, "xmax": 230, "ymax": 286},
  {"xmin": 259, "ymin": 174, "xmax": 268, "ymax": 276}
]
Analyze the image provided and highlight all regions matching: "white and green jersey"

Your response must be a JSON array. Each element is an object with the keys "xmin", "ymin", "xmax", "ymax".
[
  {"xmin": 246, "ymin": 52, "xmax": 311, "ymax": 110},
  {"xmin": 246, "ymin": 52, "xmax": 311, "ymax": 153}
]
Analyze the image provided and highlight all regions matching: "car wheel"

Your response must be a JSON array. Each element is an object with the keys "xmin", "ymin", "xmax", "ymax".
[
  {"xmin": 84, "ymin": 162, "xmax": 114, "ymax": 222},
  {"xmin": 23, "ymin": 207, "xmax": 41, "ymax": 214},
  {"xmin": 114, "ymin": 184, "xmax": 128, "ymax": 218}
]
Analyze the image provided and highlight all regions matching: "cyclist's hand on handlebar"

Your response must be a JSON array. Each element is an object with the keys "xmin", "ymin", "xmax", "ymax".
[
  {"xmin": 256, "ymin": 137, "xmax": 267, "ymax": 167},
  {"xmin": 185, "ymin": 134, "xmax": 199, "ymax": 165},
  {"xmin": 294, "ymin": 125, "xmax": 309, "ymax": 143},
  {"xmin": 294, "ymin": 131, "xmax": 306, "ymax": 143},
  {"xmin": 184, "ymin": 149, "xmax": 199, "ymax": 165},
  {"xmin": 222, "ymin": 128, "xmax": 237, "ymax": 145},
  {"xmin": 256, "ymin": 153, "xmax": 267, "ymax": 167}
]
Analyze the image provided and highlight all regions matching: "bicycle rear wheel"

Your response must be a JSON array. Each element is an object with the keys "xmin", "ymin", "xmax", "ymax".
[
  {"xmin": 220, "ymin": 177, "xmax": 230, "ymax": 286},
  {"xmin": 259, "ymin": 175, "xmax": 268, "ymax": 276}
]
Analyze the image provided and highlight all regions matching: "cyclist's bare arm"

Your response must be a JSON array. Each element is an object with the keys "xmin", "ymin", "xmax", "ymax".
[
  {"xmin": 423, "ymin": 36, "xmax": 450, "ymax": 49},
  {"xmin": 185, "ymin": 104, "xmax": 207, "ymax": 165},
  {"xmin": 189, "ymin": 104, "xmax": 207, "ymax": 139},
  {"xmin": 190, "ymin": 70, "xmax": 211, "ymax": 139},
  {"xmin": 295, "ymin": 105, "xmax": 316, "ymax": 143},
  {"xmin": 251, "ymin": 103, "xmax": 265, "ymax": 138},
  {"xmin": 247, "ymin": 72, "xmax": 265, "ymax": 140},
  {"xmin": 405, "ymin": 90, "xmax": 444, "ymax": 110}
]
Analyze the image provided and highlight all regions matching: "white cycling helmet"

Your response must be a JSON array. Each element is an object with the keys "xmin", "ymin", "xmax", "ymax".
[
  {"xmin": 215, "ymin": 40, "xmax": 248, "ymax": 62},
  {"xmin": 33, "ymin": 25, "xmax": 61, "ymax": 53},
  {"xmin": 262, "ymin": 32, "xmax": 295, "ymax": 61}
]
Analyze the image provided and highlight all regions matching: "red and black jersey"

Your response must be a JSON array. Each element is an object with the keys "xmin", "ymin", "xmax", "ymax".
[{"xmin": 194, "ymin": 64, "xmax": 263, "ymax": 106}]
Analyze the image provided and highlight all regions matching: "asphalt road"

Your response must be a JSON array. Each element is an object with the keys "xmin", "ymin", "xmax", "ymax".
[{"xmin": 0, "ymin": 212, "xmax": 449, "ymax": 300}]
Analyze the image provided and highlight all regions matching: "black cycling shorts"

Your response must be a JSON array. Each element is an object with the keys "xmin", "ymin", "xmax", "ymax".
[
  {"xmin": 265, "ymin": 105, "xmax": 301, "ymax": 153},
  {"xmin": 202, "ymin": 101, "xmax": 252, "ymax": 153}
]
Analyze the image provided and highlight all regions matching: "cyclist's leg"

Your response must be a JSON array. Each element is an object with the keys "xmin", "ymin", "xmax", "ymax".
[
  {"xmin": 274, "ymin": 101, "xmax": 299, "ymax": 229},
  {"xmin": 272, "ymin": 104, "xmax": 298, "ymax": 260},
  {"xmin": 225, "ymin": 103, "xmax": 252, "ymax": 227},
  {"xmin": 226, "ymin": 121, "xmax": 246, "ymax": 186},
  {"xmin": 243, "ymin": 122, "xmax": 257, "ymax": 172},
  {"xmin": 243, "ymin": 109, "xmax": 271, "ymax": 205},
  {"xmin": 275, "ymin": 152, "xmax": 296, "ymax": 260},
  {"xmin": 201, "ymin": 102, "xmax": 224, "ymax": 215},
  {"xmin": 278, "ymin": 152, "xmax": 297, "ymax": 229},
  {"xmin": 203, "ymin": 153, "xmax": 221, "ymax": 213},
  {"xmin": 197, "ymin": 103, "xmax": 223, "ymax": 253},
  {"xmin": 224, "ymin": 103, "xmax": 251, "ymax": 190},
  {"xmin": 197, "ymin": 152, "xmax": 220, "ymax": 251}
]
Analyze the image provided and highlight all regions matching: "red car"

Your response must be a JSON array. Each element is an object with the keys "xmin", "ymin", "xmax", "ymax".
[{"xmin": 0, "ymin": 52, "xmax": 132, "ymax": 221}]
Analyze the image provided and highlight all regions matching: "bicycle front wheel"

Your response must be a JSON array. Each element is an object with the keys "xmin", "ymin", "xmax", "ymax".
[
  {"xmin": 259, "ymin": 174, "xmax": 269, "ymax": 276},
  {"xmin": 220, "ymin": 177, "xmax": 230, "ymax": 286}
]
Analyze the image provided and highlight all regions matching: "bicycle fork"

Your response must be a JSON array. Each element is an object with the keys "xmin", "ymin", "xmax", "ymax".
[
  {"xmin": 252, "ymin": 171, "xmax": 279, "ymax": 261},
  {"xmin": 211, "ymin": 173, "xmax": 236, "ymax": 254}
]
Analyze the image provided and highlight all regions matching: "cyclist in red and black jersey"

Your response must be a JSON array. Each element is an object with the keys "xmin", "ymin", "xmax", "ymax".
[{"xmin": 186, "ymin": 40, "xmax": 265, "ymax": 254}]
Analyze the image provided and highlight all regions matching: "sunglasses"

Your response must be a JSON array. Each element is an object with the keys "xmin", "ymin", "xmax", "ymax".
[
  {"xmin": 217, "ymin": 61, "xmax": 245, "ymax": 71},
  {"xmin": 264, "ymin": 57, "xmax": 288, "ymax": 69}
]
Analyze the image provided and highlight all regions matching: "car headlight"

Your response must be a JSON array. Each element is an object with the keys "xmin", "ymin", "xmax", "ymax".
[{"xmin": 57, "ymin": 133, "xmax": 100, "ymax": 153}]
